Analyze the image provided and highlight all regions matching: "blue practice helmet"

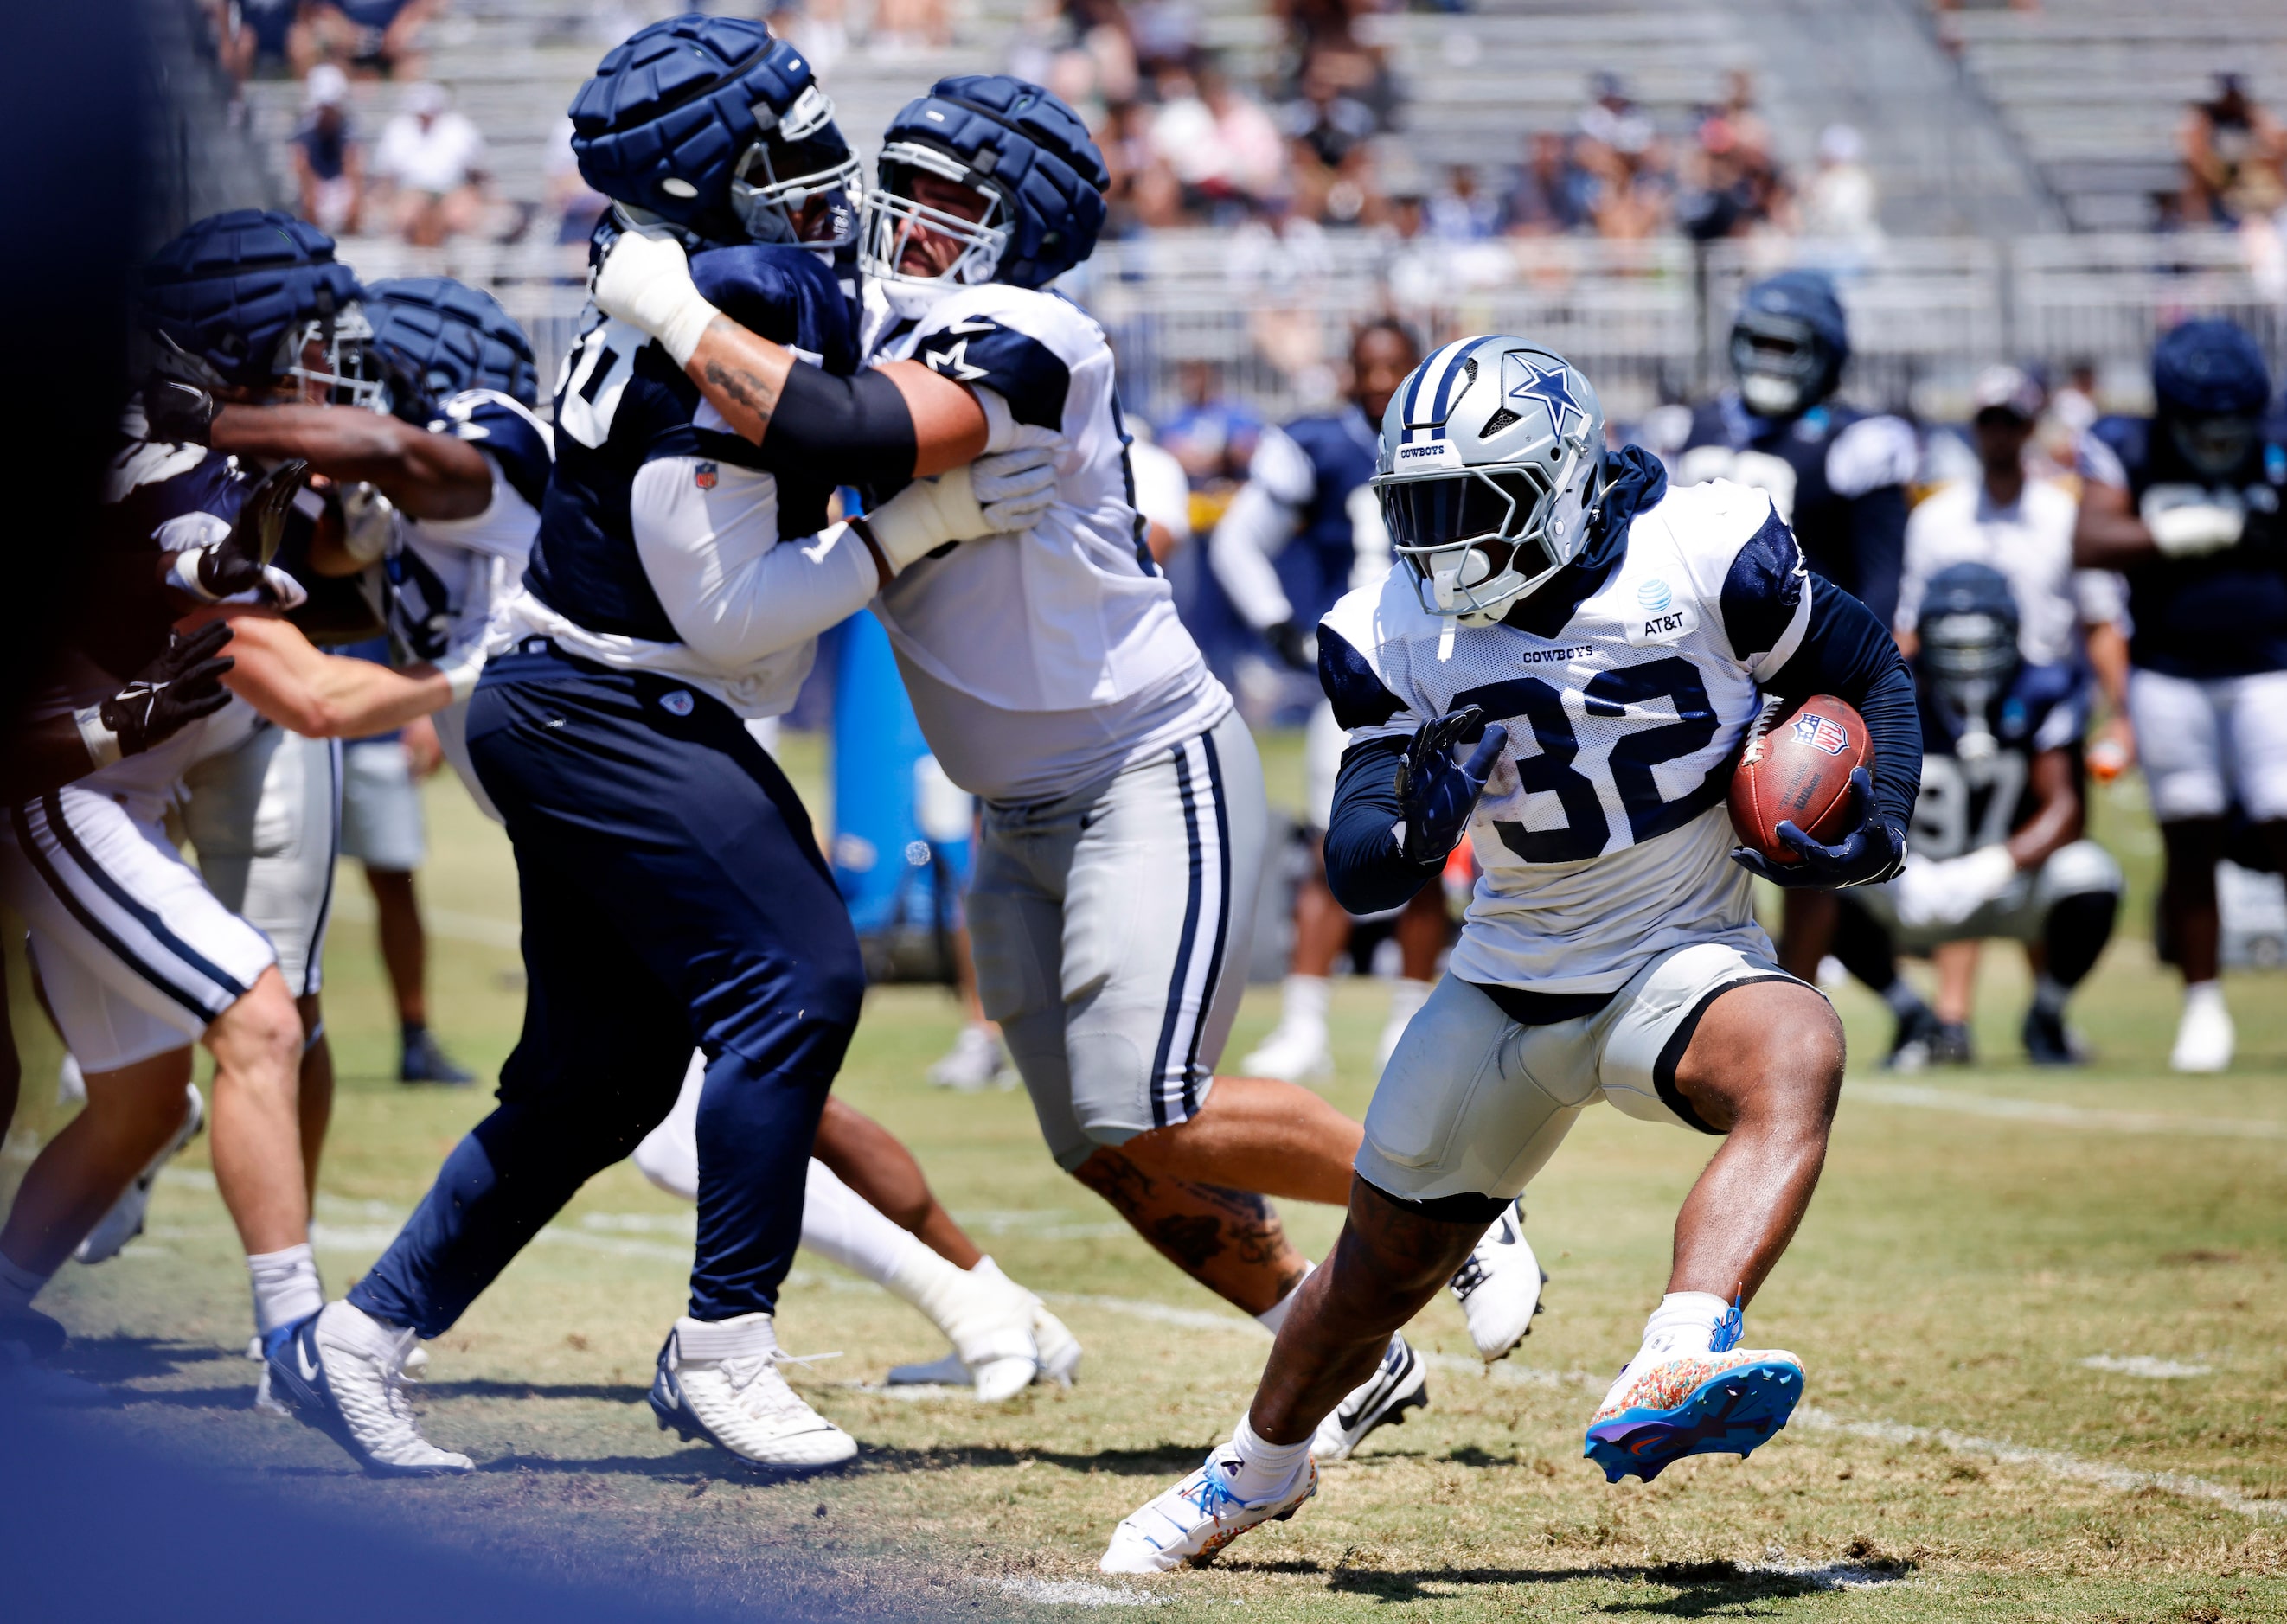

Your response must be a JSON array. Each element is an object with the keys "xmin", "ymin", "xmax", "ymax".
[
  {"xmin": 1730, "ymin": 269, "xmax": 1849, "ymax": 420},
  {"xmin": 136, "ymin": 208, "xmax": 378, "ymax": 407},
  {"xmin": 569, "ymin": 16, "xmax": 860, "ymax": 252},
  {"xmin": 2154, "ymin": 318, "xmax": 2271, "ymax": 476},
  {"xmin": 862, "ymin": 74, "xmax": 1108, "ymax": 316},
  {"xmin": 1918, "ymin": 560, "xmax": 2021, "ymax": 715},
  {"xmin": 364, "ymin": 277, "xmax": 540, "ymax": 414}
]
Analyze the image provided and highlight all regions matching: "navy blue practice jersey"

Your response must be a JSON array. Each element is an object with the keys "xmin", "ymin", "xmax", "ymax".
[{"xmin": 1909, "ymin": 660, "xmax": 2085, "ymax": 860}]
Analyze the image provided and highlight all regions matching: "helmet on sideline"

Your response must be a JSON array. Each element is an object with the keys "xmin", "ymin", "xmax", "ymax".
[
  {"xmin": 137, "ymin": 208, "xmax": 377, "ymax": 408},
  {"xmin": 862, "ymin": 74, "xmax": 1108, "ymax": 316},
  {"xmin": 1729, "ymin": 269, "xmax": 1848, "ymax": 421},
  {"xmin": 1372, "ymin": 336, "xmax": 1606, "ymax": 627},
  {"xmin": 569, "ymin": 16, "xmax": 860, "ymax": 253},
  {"xmin": 2153, "ymin": 317, "xmax": 2270, "ymax": 477},
  {"xmin": 364, "ymin": 277, "xmax": 540, "ymax": 415}
]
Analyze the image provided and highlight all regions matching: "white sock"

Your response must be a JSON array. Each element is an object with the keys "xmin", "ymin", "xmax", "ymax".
[
  {"xmin": 1634, "ymin": 1291, "xmax": 1733, "ymax": 1366},
  {"xmin": 2183, "ymin": 981, "xmax": 2227, "ymax": 1019},
  {"xmin": 804, "ymin": 1159, "xmax": 929, "ymax": 1289},
  {"xmin": 1253, "ymin": 1262, "xmax": 1316, "ymax": 1336},
  {"xmin": 0, "ymin": 1250, "xmax": 52, "ymax": 1314},
  {"xmin": 247, "ymin": 1243, "xmax": 324, "ymax": 1336},
  {"xmin": 1221, "ymin": 1414, "xmax": 1314, "ymax": 1502},
  {"xmin": 1278, "ymin": 975, "xmax": 1331, "ymax": 1032}
]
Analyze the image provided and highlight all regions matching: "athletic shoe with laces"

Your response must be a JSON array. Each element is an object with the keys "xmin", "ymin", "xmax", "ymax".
[
  {"xmin": 1583, "ymin": 1303, "xmax": 1803, "ymax": 1483},
  {"xmin": 2022, "ymin": 1003, "xmax": 2086, "ymax": 1066},
  {"xmin": 399, "ymin": 1026, "xmax": 475, "ymax": 1086},
  {"xmin": 1, "ymin": 1305, "xmax": 67, "ymax": 1365},
  {"xmin": 927, "ymin": 1024, "xmax": 1011, "ymax": 1090},
  {"xmin": 1447, "ymin": 1199, "xmax": 1547, "ymax": 1362},
  {"xmin": 265, "ymin": 1301, "xmax": 473, "ymax": 1475},
  {"xmin": 1929, "ymin": 1020, "xmax": 1975, "ymax": 1066},
  {"xmin": 1099, "ymin": 1449, "xmax": 1317, "ymax": 1573},
  {"xmin": 650, "ymin": 1312, "xmax": 857, "ymax": 1472},
  {"xmin": 1240, "ymin": 1018, "xmax": 1333, "ymax": 1087},
  {"xmin": 1880, "ymin": 1003, "xmax": 1944, "ymax": 1072},
  {"xmin": 75, "ymin": 1082, "xmax": 204, "ymax": 1264},
  {"xmin": 887, "ymin": 1298, "xmax": 1084, "ymax": 1393},
  {"xmin": 1310, "ymin": 1333, "xmax": 1428, "ymax": 1461}
]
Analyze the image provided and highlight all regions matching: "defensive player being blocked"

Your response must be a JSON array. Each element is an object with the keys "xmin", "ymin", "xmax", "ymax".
[
  {"xmin": 596, "ymin": 74, "xmax": 1551, "ymax": 1460},
  {"xmin": 1102, "ymin": 337, "xmax": 1922, "ymax": 1571}
]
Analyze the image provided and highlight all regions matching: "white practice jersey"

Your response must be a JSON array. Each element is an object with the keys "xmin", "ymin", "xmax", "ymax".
[
  {"xmin": 863, "ymin": 283, "xmax": 1229, "ymax": 803},
  {"xmin": 1321, "ymin": 477, "xmax": 1812, "ymax": 993}
]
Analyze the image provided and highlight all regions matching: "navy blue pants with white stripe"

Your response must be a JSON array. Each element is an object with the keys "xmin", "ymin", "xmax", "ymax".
[
  {"xmin": 349, "ymin": 646, "xmax": 864, "ymax": 1333},
  {"xmin": 964, "ymin": 707, "xmax": 1266, "ymax": 1172}
]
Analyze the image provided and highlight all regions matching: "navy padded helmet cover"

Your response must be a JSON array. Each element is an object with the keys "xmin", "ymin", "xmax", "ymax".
[
  {"xmin": 139, "ymin": 208, "xmax": 361, "ymax": 387},
  {"xmin": 2153, "ymin": 317, "xmax": 2271, "ymax": 418},
  {"xmin": 569, "ymin": 16, "xmax": 819, "ymax": 236},
  {"xmin": 366, "ymin": 276, "xmax": 539, "ymax": 406},
  {"xmin": 887, "ymin": 74, "xmax": 1109, "ymax": 288},
  {"xmin": 1741, "ymin": 268, "xmax": 1851, "ymax": 365}
]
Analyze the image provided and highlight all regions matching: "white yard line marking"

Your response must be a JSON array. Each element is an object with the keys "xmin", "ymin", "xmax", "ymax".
[
  {"xmin": 1848, "ymin": 1081, "xmax": 2287, "ymax": 1141},
  {"xmin": 2079, "ymin": 1354, "xmax": 2213, "ymax": 1379},
  {"xmin": 985, "ymin": 1577, "xmax": 1163, "ymax": 1608}
]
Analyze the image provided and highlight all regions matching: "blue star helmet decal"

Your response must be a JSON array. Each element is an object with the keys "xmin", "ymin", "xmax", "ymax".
[{"xmin": 1503, "ymin": 351, "xmax": 1590, "ymax": 441}]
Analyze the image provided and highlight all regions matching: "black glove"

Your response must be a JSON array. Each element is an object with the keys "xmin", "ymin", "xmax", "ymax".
[
  {"xmin": 1729, "ymin": 767, "xmax": 1906, "ymax": 889},
  {"xmin": 144, "ymin": 376, "xmax": 217, "ymax": 445},
  {"xmin": 1394, "ymin": 705, "xmax": 1509, "ymax": 864},
  {"xmin": 99, "ymin": 621, "xmax": 237, "ymax": 757},
  {"xmin": 1266, "ymin": 619, "xmax": 1316, "ymax": 674},
  {"xmin": 195, "ymin": 458, "xmax": 310, "ymax": 599}
]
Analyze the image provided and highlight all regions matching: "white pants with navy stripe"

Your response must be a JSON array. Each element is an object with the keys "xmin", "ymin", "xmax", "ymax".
[
  {"xmin": 968, "ymin": 708, "xmax": 1267, "ymax": 1170},
  {"xmin": 180, "ymin": 723, "xmax": 343, "ymax": 997},
  {"xmin": 3, "ymin": 785, "xmax": 278, "ymax": 1071}
]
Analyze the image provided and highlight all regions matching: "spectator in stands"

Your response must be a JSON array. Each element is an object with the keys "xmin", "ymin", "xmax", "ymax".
[
  {"xmin": 1159, "ymin": 359, "xmax": 1263, "ymax": 494},
  {"xmin": 1425, "ymin": 163, "xmax": 1498, "ymax": 241},
  {"xmin": 2181, "ymin": 74, "xmax": 2287, "ymax": 227},
  {"xmin": 211, "ymin": 0, "xmax": 299, "ymax": 85},
  {"xmin": 372, "ymin": 81, "xmax": 487, "ymax": 247},
  {"xmin": 1501, "ymin": 131, "xmax": 1589, "ymax": 236},
  {"xmin": 293, "ymin": 0, "xmax": 438, "ymax": 81},
  {"xmin": 1150, "ymin": 57, "xmax": 1286, "ymax": 220},
  {"xmin": 291, "ymin": 63, "xmax": 364, "ymax": 237},
  {"xmin": 873, "ymin": 0, "xmax": 951, "ymax": 52},
  {"xmin": 1803, "ymin": 123, "xmax": 1881, "ymax": 246},
  {"xmin": 545, "ymin": 117, "xmax": 606, "ymax": 248},
  {"xmin": 1098, "ymin": 100, "xmax": 1184, "ymax": 233},
  {"xmin": 1577, "ymin": 72, "xmax": 1654, "ymax": 163},
  {"xmin": 1126, "ymin": 0, "xmax": 1201, "ymax": 75}
]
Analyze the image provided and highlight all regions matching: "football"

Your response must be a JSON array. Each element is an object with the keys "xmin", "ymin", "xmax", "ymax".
[{"xmin": 1726, "ymin": 694, "xmax": 1873, "ymax": 863}]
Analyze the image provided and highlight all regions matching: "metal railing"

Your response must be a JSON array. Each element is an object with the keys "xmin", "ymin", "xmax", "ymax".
[{"xmin": 324, "ymin": 228, "xmax": 2287, "ymax": 427}]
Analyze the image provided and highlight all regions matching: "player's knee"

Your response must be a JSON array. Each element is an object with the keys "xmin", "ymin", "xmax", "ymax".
[
  {"xmin": 1746, "ymin": 999, "xmax": 1845, "ymax": 1129},
  {"xmin": 2044, "ymin": 840, "xmax": 2124, "ymax": 901},
  {"xmin": 211, "ymin": 973, "xmax": 304, "ymax": 1076}
]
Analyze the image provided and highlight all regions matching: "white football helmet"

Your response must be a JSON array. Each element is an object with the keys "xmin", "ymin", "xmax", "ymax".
[{"xmin": 1372, "ymin": 336, "xmax": 1607, "ymax": 627}]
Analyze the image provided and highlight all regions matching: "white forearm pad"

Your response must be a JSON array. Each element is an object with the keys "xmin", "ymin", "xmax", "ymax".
[
  {"xmin": 863, "ymin": 464, "xmax": 990, "ymax": 570},
  {"xmin": 75, "ymin": 705, "xmax": 123, "ymax": 769},
  {"xmin": 593, "ymin": 228, "xmax": 721, "ymax": 369}
]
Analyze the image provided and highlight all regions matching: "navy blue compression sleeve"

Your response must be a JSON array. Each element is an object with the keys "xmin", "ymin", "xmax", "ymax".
[
  {"xmin": 1323, "ymin": 735, "xmax": 1443, "ymax": 916},
  {"xmin": 1847, "ymin": 483, "xmax": 1907, "ymax": 631},
  {"xmin": 1763, "ymin": 577, "xmax": 1921, "ymax": 834},
  {"xmin": 758, "ymin": 364, "xmax": 919, "ymax": 485}
]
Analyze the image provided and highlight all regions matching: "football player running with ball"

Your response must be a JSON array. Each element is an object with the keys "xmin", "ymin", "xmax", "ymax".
[
  {"xmin": 594, "ymin": 76, "xmax": 1548, "ymax": 1457},
  {"xmin": 1103, "ymin": 337, "xmax": 1922, "ymax": 1571}
]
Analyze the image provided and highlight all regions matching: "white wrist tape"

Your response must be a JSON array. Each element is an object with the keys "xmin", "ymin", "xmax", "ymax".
[
  {"xmin": 862, "ymin": 465, "xmax": 990, "ymax": 571},
  {"xmin": 75, "ymin": 706, "xmax": 123, "ymax": 769}
]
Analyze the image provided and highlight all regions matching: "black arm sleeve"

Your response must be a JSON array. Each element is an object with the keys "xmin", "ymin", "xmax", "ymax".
[
  {"xmin": 1848, "ymin": 483, "xmax": 1907, "ymax": 631},
  {"xmin": 757, "ymin": 363, "xmax": 919, "ymax": 486},
  {"xmin": 1763, "ymin": 577, "xmax": 1921, "ymax": 834},
  {"xmin": 1323, "ymin": 735, "xmax": 1445, "ymax": 915}
]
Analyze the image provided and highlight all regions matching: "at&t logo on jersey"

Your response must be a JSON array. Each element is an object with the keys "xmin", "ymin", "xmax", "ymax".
[{"xmin": 1791, "ymin": 712, "xmax": 1849, "ymax": 756}]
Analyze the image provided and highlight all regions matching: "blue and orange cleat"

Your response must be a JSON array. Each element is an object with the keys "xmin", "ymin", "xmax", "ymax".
[{"xmin": 1583, "ymin": 1304, "xmax": 1803, "ymax": 1483}]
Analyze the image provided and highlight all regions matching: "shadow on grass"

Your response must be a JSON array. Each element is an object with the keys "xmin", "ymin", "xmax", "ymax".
[
  {"xmin": 476, "ymin": 1441, "xmax": 1211, "ymax": 1482},
  {"xmin": 1221, "ymin": 1557, "xmax": 1913, "ymax": 1613},
  {"xmin": 54, "ymin": 1334, "xmax": 238, "ymax": 1385},
  {"xmin": 420, "ymin": 1379, "xmax": 650, "ymax": 1404}
]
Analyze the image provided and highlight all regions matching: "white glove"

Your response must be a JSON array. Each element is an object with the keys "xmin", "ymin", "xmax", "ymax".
[
  {"xmin": 1893, "ymin": 844, "xmax": 2018, "ymax": 930},
  {"xmin": 338, "ymin": 482, "xmax": 399, "ymax": 566},
  {"xmin": 592, "ymin": 228, "xmax": 720, "ymax": 368},
  {"xmin": 861, "ymin": 450, "xmax": 1059, "ymax": 572},
  {"xmin": 2141, "ymin": 483, "xmax": 2245, "ymax": 557}
]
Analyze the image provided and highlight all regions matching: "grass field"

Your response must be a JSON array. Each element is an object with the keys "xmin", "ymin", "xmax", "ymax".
[{"xmin": 6, "ymin": 732, "xmax": 2287, "ymax": 1621}]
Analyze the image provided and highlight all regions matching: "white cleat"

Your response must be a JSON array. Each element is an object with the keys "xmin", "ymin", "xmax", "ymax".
[
  {"xmin": 928, "ymin": 1024, "xmax": 1011, "ymax": 1090},
  {"xmin": 1240, "ymin": 1020, "xmax": 1333, "ymax": 1087},
  {"xmin": 1100, "ymin": 1451, "xmax": 1316, "ymax": 1573},
  {"xmin": 2170, "ymin": 994, "xmax": 2233, "ymax": 1073},
  {"xmin": 884, "ymin": 1256, "xmax": 1053, "ymax": 1401},
  {"xmin": 266, "ymin": 1301, "xmax": 473, "ymax": 1475},
  {"xmin": 650, "ymin": 1313, "xmax": 857, "ymax": 1473},
  {"xmin": 75, "ymin": 1083, "xmax": 203, "ymax": 1265},
  {"xmin": 1311, "ymin": 1333, "xmax": 1428, "ymax": 1461},
  {"xmin": 1448, "ymin": 1199, "xmax": 1547, "ymax": 1362}
]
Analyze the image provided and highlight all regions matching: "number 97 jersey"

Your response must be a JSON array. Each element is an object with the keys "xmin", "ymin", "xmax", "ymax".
[{"xmin": 1319, "ymin": 475, "xmax": 1808, "ymax": 994}]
